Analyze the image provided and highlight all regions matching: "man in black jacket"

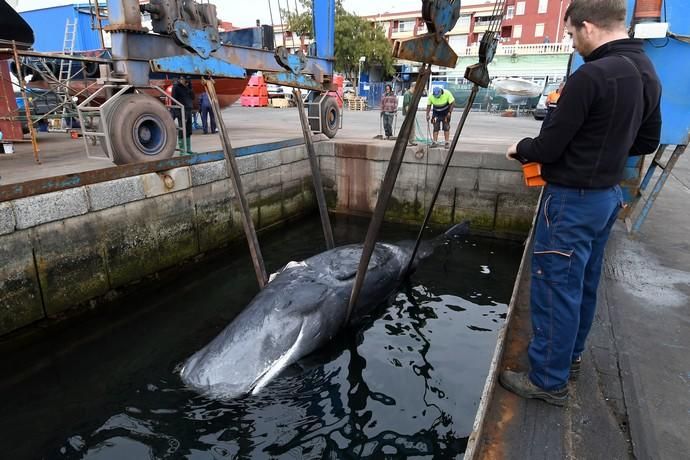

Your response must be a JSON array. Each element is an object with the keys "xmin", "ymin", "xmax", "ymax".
[
  {"xmin": 501, "ymin": 0, "xmax": 662, "ymax": 406},
  {"xmin": 172, "ymin": 75, "xmax": 195, "ymax": 155}
]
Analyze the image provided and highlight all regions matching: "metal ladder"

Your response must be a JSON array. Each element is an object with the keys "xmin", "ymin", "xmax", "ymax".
[
  {"xmin": 57, "ymin": 18, "xmax": 78, "ymax": 128},
  {"xmin": 625, "ymin": 144, "xmax": 687, "ymax": 233}
]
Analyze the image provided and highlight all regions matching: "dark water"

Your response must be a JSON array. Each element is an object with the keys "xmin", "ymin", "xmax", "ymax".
[{"xmin": 0, "ymin": 215, "xmax": 523, "ymax": 459}]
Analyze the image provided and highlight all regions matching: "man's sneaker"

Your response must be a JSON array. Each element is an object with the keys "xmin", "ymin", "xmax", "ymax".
[
  {"xmin": 570, "ymin": 357, "xmax": 582, "ymax": 381},
  {"xmin": 499, "ymin": 370, "xmax": 569, "ymax": 406},
  {"xmin": 430, "ymin": 142, "xmax": 438, "ymax": 147},
  {"xmin": 444, "ymin": 142, "xmax": 450, "ymax": 149}
]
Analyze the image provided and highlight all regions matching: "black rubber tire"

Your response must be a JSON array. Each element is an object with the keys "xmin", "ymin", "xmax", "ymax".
[
  {"xmin": 105, "ymin": 94, "xmax": 177, "ymax": 165},
  {"xmin": 84, "ymin": 61, "xmax": 99, "ymax": 78},
  {"xmin": 319, "ymin": 96, "xmax": 339, "ymax": 139}
]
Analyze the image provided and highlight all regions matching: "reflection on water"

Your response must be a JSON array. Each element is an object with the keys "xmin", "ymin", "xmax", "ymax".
[{"xmin": 0, "ymin": 215, "xmax": 521, "ymax": 459}]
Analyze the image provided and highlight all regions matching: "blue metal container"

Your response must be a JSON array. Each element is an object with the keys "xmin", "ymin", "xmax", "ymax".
[{"xmin": 20, "ymin": 4, "xmax": 108, "ymax": 52}]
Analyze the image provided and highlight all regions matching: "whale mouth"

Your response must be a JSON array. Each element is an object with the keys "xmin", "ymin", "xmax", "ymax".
[{"xmin": 250, "ymin": 322, "xmax": 306, "ymax": 396}]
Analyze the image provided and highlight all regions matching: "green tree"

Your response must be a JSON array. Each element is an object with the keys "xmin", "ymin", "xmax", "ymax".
[{"xmin": 283, "ymin": 0, "xmax": 395, "ymax": 81}]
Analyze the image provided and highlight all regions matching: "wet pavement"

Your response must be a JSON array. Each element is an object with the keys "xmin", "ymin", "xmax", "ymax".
[
  {"xmin": 600, "ymin": 150, "xmax": 690, "ymax": 459},
  {"xmin": 0, "ymin": 109, "xmax": 541, "ymax": 185}
]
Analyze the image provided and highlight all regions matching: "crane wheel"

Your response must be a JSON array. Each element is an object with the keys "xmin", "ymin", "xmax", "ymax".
[
  {"xmin": 105, "ymin": 94, "xmax": 177, "ymax": 165},
  {"xmin": 320, "ymin": 96, "xmax": 340, "ymax": 139},
  {"xmin": 308, "ymin": 94, "xmax": 339, "ymax": 139}
]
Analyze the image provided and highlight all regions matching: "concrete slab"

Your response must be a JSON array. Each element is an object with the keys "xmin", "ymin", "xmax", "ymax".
[
  {"xmin": 13, "ymin": 188, "xmax": 89, "ymax": 229},
  {"xmin": 33, "ymin": 216, "xmax": 110, "ymax": 315},
  {"xmin": 256, "ymin": 149, "xmax": 282, "ymax": 170},
  {"xmin": 86, "ymin": 176, "xmax": 146, "ymax": 211},
  {"xmin": 0, "ymin": 202, "xmax": 15, "ymax": 235},
  {"xmin": 0, "ymin": 231, "xmax": 44, "ymax": 335},
  {"xmin": 190, "ymin": 161, "xmax": 228, "ymax": 187}
]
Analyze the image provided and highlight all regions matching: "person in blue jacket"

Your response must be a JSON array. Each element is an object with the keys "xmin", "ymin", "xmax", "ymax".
[{"xmin": 199, "ymin": 90, "xmax": 217, "ymax": 134}]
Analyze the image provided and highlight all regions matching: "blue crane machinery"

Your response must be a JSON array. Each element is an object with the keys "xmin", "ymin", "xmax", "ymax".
[{"xmin": 72, "ymin": 0, "xmax": 340, "ymax": 288}]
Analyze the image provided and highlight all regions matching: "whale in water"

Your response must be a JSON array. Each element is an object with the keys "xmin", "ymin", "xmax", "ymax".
[{"xmin": 180, "ymin": 222, "xmax": 469, "ymax": 399}]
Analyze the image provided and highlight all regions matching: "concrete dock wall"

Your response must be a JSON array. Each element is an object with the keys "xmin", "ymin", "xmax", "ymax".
[
  {"xmin": 0, "ymin": 142, "xmax": 539, "ymax": 336},
  {"xmin": 0, "ymin": 146, "xmax": 315, "ymax": 336},
  {"xmin": 320, "ymin": 143, "xmax": 540, "ymax": 238}
]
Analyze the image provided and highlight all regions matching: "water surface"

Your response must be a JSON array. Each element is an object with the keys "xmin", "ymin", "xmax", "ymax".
[{"xmin": 0, "ymin": 215, "xmax": 522, "ymax": 459}]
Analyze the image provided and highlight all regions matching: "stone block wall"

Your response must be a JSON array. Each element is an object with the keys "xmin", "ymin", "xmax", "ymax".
[
  {"xmin": 319, "ymin": 142, "xmax": 541, "ymax": 237},
  {"xmin": 0, "ymin": 141, "xmax": 539, "ymax": 337},
  {"xmin": 0, "ymin": 147, "xmax": 314, "ymax": 336}
]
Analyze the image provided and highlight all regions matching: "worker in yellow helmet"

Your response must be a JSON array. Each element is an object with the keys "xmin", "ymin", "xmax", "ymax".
[{"xmin": 426, "ymin": 86, "xmax": 455, "ymax": 148}]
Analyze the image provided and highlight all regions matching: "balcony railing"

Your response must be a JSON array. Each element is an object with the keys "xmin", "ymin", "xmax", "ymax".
[{"xmin": 458, "ymin": 42, "xmax": 573, "ymax": 56}]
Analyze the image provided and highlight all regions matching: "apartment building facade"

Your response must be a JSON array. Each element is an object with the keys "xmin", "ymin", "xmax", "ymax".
[
  {"xmin": 366, "ymin": 1, "xmax": 505, "ymax": 50},
  {"xmin": 366, "ymin": 0, "xmax": 572, "ymax": 49},
  {"xmin": 501, "ymin": 0, "xmax": 572, "ymax": 44}
]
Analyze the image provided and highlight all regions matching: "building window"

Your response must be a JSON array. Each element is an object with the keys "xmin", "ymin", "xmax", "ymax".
[
  {"xmin": 505, "ymin": 6, "xmax": 515, "ymax": 19},
  {"xmin": 516, "ymin": 1, "xmax": 525, "ymax": 15},
  {"xmin": 535, "ymin": 23, "xmax": 545, "ymax": 37},
  {"xmin": 449, "ymin": 34, "xmax": 468, "ymax": 51},
  {"xmin": 474, "ymin": 15, "xmax": 502, "ymax": 27},
  {"xmin": 513, "ymin": 24, "xmax": 522, "ymax": 38},
  {"xmin": 458, "ymin": 15, "xmax": 472, "ymax": 27},
  {"xmin": 393, "ymin": 20, "xmax": 415, "ymax": 33},
  {"xmin": 538, "ymin": 0, "xmax": 548, "ymax": 14}
]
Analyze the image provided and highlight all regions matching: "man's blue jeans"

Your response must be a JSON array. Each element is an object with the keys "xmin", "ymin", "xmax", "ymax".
[{"xmin": 528, "ymin": 184, "xmax": 624, "ymax": 391}]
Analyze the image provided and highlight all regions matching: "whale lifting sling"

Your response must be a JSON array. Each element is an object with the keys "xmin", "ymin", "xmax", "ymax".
[{"xmin": 346, "ymin": 0, "xmax": 507, "ymax": 323}]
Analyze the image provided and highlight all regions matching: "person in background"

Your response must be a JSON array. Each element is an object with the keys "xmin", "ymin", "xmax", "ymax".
[
  {"xmin": 542, "ymin": 81, "xmax": 565, "ymax": 128},
  {"xmin": 199, "ymin": 90, "xmax": 217, "ymax": 134},
  {"xmin": 426, "ymin": 86, "xmax": 455, "ymax": 148},
  {"xmin": 380, "ymin": 84, "xmax": 398, "ymax": 140},
  {"xmin": 501, "ymin": 0, "xmax": 661, "ymax": 406},
  {"xmin": 172, "ymin": 75, "xmax": 194, "ymax": 154},
  {"xmin": 402, "ymin": 82, "xmax": 418, "ymax": 146}
]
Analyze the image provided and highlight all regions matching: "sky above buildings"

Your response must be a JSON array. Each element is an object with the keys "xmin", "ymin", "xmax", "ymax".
[{"xmin": 15, "ymin": 0, "xmax": 496, "ymax": 28}]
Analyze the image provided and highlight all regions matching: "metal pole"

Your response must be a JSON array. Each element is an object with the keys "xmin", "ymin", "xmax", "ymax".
[
  {"xmin": 203, "ymin": 78, "xmax": 268, "ymax": 288},
  {"xmin": 276, "ymin": 0, "xmax": 286, "ymax": 47},
  {"xmin": 345, "ymin": 64, "xmax": 430, "ymax": 324},
  {"xmin": 403, "ymin": 84, "xmax": 480, "ymax": 277},
  {"xmin": 267, "ymin": 0, "xmax": 277, "ymax": 49},
  {"xmin": 631, "ymin": 144, "xmax": 687, "ymax": 234},
  {"xmin": 293, "ymin": 88, "xmax": 335, "ymax": 249},
  {"xmin": 12, "ymin": 40, "xmax": 40, "ymax": 164},
  {"xmin": 556, "ymin": 0, "xmax": 565, "ymax": 43}
]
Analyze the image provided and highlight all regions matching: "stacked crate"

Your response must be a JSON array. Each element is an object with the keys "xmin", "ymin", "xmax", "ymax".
[
  {"xmin": 270, "ymin": 98, "xmax": 290, "ymax": 108},
  {"xmin": 240, "ymin": 75, "xmax": 269, "ymax": 107},
  {"xmin": 344, "ymin": 96, "xmax": 367, "ymax": 111}
]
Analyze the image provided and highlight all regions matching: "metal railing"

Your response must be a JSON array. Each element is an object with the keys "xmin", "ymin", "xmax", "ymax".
[{"xmin": 459, "ymin": 42, "xmax": 573, "ymax": 56}]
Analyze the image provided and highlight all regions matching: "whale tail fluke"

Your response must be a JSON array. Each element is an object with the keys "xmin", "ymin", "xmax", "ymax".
[
  {"xmin": 443, "ymin": 220, "xmax": 471, "ymax": 239},
  {"xmin": 408, "ymin": 220, "xmax": 471, "ymax": 269}
]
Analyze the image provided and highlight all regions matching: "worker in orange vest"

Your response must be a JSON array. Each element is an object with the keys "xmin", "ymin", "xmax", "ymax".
[{"xmin": 543, "ymin": 82, "xmax": 565, "ymax": 127}]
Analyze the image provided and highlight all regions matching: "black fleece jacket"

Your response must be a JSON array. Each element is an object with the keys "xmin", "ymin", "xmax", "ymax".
[{"xmin": 517, "ymin": 39, "xmax": 662, "ymax": 188}]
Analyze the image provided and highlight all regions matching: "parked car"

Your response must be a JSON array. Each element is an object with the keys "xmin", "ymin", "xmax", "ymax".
[
  {"xmin": 343, "ymin": 80, "xmax": 355, "ymax": 95},
  {"xmin": 267, "ymin": 84, "xmax": 284, "ymax": 98},
  {"xmin": 533, "ymin": 83, "xmax": 560, "ymax": 120}
]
